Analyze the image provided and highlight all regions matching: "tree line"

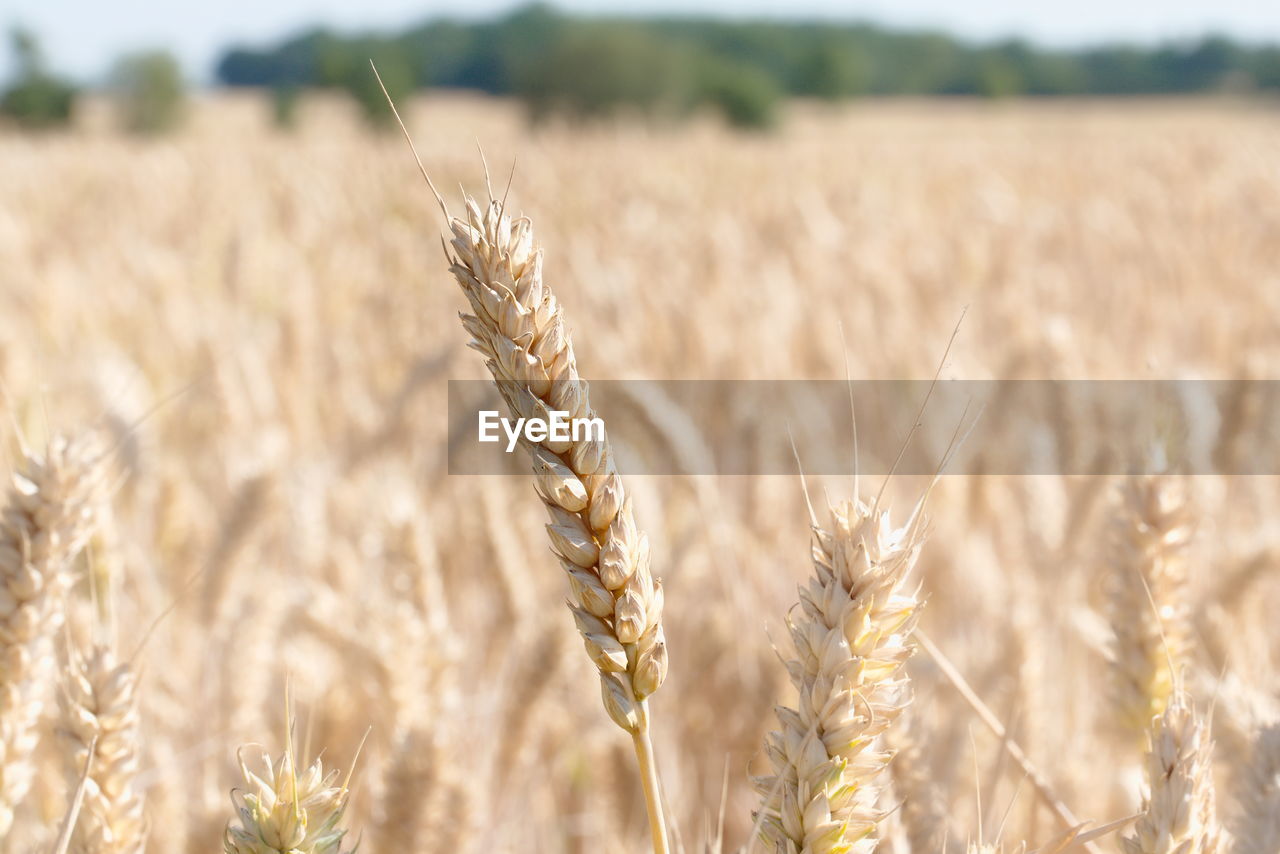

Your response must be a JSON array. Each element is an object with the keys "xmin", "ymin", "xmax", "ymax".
[
  {"xmin": 1, "ymin": 29, "xmax": 185, "ymax": 132},
  {"xmin": 215, "ymin": 3, "xmax": 1280, "ymax": 127},
  {"xmin": 6, "ymin": 4, "xmax": 1279, "ymax": 133}
]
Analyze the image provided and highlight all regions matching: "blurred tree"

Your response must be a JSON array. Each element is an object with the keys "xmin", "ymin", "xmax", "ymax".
[
  {"xmin": 800, "ymin": 38, "xmax": 868, "ymax": 98},
  {"xmin": 517, "ymin": 23, "xmax": 697, "ymax": 122},
  {"xmin": 346, "ymin": 51, "xmax": 414, "ymax": 130},
  {"xmin": 697, "ymin": 56, "xmax": 782, "ymax": 129},
  {"xmin": 316, "ymin": 32, "xmax": 358, "ymax": 88},
  {"xmin": 212, "ymin": 4, "xmax": 1280, "ymax": 114},
  {"xmin": 1250, "ymin": 47, "xmax": 1280, "ymax": 88},
  {"xmin": 112, "ymin": 50, "xmax": 185, "ymax": 134},
  {"xmin": 271, "ymin": 84, "xmax": 301, "ymax": 130},
  {"xmin": 977, "ymin": 51, "xmax": 1024, "ymax": 98},
  {"xmin": 0, "ymin": 28, "xmax": 78, "ymax": 129}
]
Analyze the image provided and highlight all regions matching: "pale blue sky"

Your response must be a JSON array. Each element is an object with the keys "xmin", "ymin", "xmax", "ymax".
[{"xmin": 6, "ymin": 0, "xmax": 1280, "ymax": 83}]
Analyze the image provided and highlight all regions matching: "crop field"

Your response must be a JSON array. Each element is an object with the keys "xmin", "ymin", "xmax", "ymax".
[{"xmin": 0, "ymin": 93, "xmax": 1278, "ymax": 854}]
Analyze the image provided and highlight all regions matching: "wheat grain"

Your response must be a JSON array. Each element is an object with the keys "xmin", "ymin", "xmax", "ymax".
[
  {"xmin": 60, "ymin": 644, "xmax": 146, "ymax": 854},
  {"xmin": 0, "ymin": 434, "xmax": 105, "ymax": 835},
  {"xmin": 1121, "ymin": 691, "xmax": 1224, "ymax": 854},
  {"xmin": 754, "ymin": 498, "xmax": 924, "ymax": 854}
]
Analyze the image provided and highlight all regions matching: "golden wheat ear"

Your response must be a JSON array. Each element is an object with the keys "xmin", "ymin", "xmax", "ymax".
[
  {"xmin": 753, "ymin": 497, "xmax": 925, "ymax": 854},
  {"xmin": 442, "ymin": 193, "xmax": 670, "ymax": 853}
]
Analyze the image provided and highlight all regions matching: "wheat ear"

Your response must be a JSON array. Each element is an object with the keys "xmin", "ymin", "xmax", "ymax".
[
  {"xmin": 1230, "ymin": 723, "xmax": 1280, "ymax": 854},
  {"xmin": 754, "ymin": 498, "xmax": 924, "ymax": 854},
  {"xmin": 224, "ymin": 747, "xmax": 353, "ymax": 854},
  {"xmin": 1121, "ymin": 691, "xmax": 1225, "ymax": 854},
  {"xmin": 444, "ymin": 193, "xmax": 669, "ymax": 852},
  {"xmin": 60, "ymin": 644, "xmax": 146, "ymax": 854},
  {"xmin": 1108, "ymin": 475, "xmax": 1191, "ymax": 738},
  {"xmin": 0, "ymin": 434, "xmax": 105, "ymax": 834}
]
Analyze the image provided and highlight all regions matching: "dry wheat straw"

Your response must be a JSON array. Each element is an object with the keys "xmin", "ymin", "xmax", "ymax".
[
  {"xmin": 0, "ymin": 435, "xmax": 104, "ymax": 835},
  {"xmin": 1108, "ymin": 475, "xmax": 1190, "ymax": 737},
  {"xmin": 224, "ymin": 747, "xmax": 352, "ymax": 854},
  {"xmin": 1121, "ymin": 691, "xmax": 1224, "ymax": 854},
  {"xmin": 375, "ymin": 728, "xmax": 438, "ymax": 853},
  {"xmin": 755, "ymin": 498, "xmax": 923, "ymax": 854},
  {"xmin": 443, "ymin": 192, "xmax": 669, "ymax": 851},
  {"xmin": 969, "ymin": 843, "xmax": 1021, "ymax": 854},
  {"xmin": 60, "ymin": 645, "xmax": 145, "ymax": 854},
  {"xmin": 1231, "ymin": 723, "xmax": 1280, "ymax": 854},
  {"xmin": 889, "ymin": 726, "xmax": 952, "ymax": 854}
]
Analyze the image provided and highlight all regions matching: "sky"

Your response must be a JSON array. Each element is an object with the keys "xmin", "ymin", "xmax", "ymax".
[{"xmin": 6, "ymin": 0, "xmax": 1280, "ymax": 84}]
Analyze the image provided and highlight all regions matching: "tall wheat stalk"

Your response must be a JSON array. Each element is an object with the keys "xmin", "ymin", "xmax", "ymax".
[
  {"xmin": 0, "ymin": 435, "xmax": 105, "ymax": 835},
  {"xmin": 754, "ymin": 497, "xmax": 924, "ymax": 854},
  {"xmin": 1229, "ymin": 723, "xmax": 1280, "ymax": 854},
  {"xmin": 442, "ymin": 192, "xmax": 669, "ymax": 854}
]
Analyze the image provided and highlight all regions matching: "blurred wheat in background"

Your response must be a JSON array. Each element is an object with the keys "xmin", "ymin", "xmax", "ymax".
[{"xmin": 0, "ymin": 89, "xmax": 1278, "ymax": 854}]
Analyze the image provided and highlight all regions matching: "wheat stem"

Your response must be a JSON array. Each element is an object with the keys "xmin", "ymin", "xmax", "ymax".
[
  {"xmin": 631, "ymin": 706, "xmax": 671, "ymax": 854},
  {"xmin": 915, "ymin": 628, "xmax": 1099, "ymax": 854}
]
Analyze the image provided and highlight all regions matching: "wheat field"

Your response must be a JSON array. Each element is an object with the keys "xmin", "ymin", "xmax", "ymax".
[{"xmin": 1, "ymin": 92, "xmax": 1278, "ymax": 854}]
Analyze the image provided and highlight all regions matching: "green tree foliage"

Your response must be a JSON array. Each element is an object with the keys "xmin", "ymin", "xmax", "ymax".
[
  {"xmin": 517, "ymin": 23, "xmax": 697, "ymax": 122},
  {"xmin": 213, "ymin": 5, "xmax": 1280, "ymax": 128},
  {"xmin": 112, "ymin": 51, "xmax": 186, "ymax": 134},
  {"xmin": 0, "ymin": 28, "xmax": 78, "ymax": 129},
  {"xmin": 801, "ymin": 38, "xmax": 869, "ymax": 99},
  {"xmin": 271, "ymin": 85, "xmax": 301, "ymax": 130},
  {"xmin": 977, "ymin": 51, "xmax": 1024, "ymax": 98},
  {"xmin": 345, "ymin": 50, "xmax": 414, "ymax": 130},
  {"xmin": 697, "ymin": 56, "xmax": 782, "ymax": 129}
]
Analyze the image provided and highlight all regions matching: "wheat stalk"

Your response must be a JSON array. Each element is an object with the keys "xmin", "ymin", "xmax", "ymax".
[
  {"xmin": 1230, "ymin": 723, "xmax": 1280, "ymax": 854},
  {"xmin": 0, "ymin": 434, "xmax": 105, "ymax": 835},
  {"xmin": 375, "ymin": 728, "xmax": 438, "ymax": 853},
  {"xmin": 889, "ymin": 725, "xmax": 953, "ymax": 854},
  {"xmin": 1121, "ymin": 691, "xmax": 1224, "ymax": 854},
  {"xmin": 443, "ymin": 191, "xmax": 669, "ymax": 852},
  {"xmin": 224, "ymin": 746, "xmax": 353, "ymax": 854},
  {"xmin": 754, "ymin": 497, "xmax": 924, "ymax": 854},
  {"xmin": 969, "ymin": 844, "xmax": 1019, "ymax": 854},
  {"xmin": 1108, "ymin": 475, "xmax": 1191, "ymax": 738},
  {"xmin": 60, "ymin": 644, "xmax": 146, "ymax": 854}
]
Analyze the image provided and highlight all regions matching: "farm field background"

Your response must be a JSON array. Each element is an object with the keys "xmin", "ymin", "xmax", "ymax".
[{"xmin": 1, "ymin": 93, "xmax": 1278, "ymax": 853}]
